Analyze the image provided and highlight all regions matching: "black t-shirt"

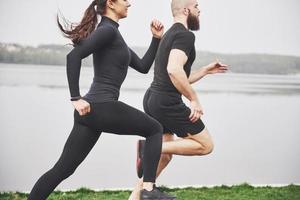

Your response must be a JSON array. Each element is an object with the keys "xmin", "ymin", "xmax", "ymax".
[
  {"xmin": 66, "ymin": 16, "xmax": 160, "ymax": 103},
  {"xmin": 150, "ymin": 23, "xmax": 196, "ymax": 94}
]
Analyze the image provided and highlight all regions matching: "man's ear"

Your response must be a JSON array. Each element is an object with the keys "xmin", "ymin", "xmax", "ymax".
[{"xmin": 183, "ymin": 7, "xmax": 190, "ymax": 16}]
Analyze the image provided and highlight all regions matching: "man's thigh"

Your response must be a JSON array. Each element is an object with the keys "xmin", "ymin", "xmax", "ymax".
[{"xmin": 185, "ymin": 128, "xmax": 213, "ymax": 145}]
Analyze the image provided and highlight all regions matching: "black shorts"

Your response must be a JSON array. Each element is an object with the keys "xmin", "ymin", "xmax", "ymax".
[{"xmin": 143, "ymin": 88, "xmax": 205, "ymax": 138}]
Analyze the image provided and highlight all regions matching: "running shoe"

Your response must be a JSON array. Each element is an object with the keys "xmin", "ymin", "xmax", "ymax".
[{"xmin": 140, "ymin": 185, "xmax": 176, "ymax": 200}]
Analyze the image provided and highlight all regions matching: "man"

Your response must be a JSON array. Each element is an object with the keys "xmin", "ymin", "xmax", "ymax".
[{"xmin": 129, "ymin": 0, "xmax": 228, "ymax": 199}]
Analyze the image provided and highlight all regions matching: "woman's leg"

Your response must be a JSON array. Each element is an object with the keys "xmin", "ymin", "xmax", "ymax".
[
  {"xmin": 28, "ymin": 121, "xmax": 100, "ymax": 200},
  {"xmin": 90, "ymin": 101, "xmax": 163, "ymax": 184},
  {"xmin": 129, "ymin": 133, "xmax": 174, "ymax": 200}
]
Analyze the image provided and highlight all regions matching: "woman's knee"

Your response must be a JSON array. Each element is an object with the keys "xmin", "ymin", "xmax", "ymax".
[{"xmin": 147, "ymin": 119, "xmax": 163, "ymax": 136}]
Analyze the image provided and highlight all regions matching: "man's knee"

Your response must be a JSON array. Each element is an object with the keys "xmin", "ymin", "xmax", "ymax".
[
  {"xmin": 194, "ymin": 139, "xmax": 214, "ymax": 156},
  {"xmin": 201, "ymin": 140, "xmax": 214, "ymax": 155},
  {"xmin": 190, "ymin": 129, "xmax": 214, "ymax": 155}
]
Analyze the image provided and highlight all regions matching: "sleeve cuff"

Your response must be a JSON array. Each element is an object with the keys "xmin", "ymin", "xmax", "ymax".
[{"xmin": 70, "ymin": 96, "xmax": 82, "ymax": 101}]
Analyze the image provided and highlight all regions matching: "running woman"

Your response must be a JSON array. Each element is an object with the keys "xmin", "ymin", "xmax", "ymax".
[{"xmin": 28, "ymin": 0, "xmax": 175, "ymax": 199}]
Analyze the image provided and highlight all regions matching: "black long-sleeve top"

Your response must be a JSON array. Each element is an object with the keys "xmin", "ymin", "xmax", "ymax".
[{"xmin": 66, "ymin": 16, "xmax": 160, "ymax": 103}]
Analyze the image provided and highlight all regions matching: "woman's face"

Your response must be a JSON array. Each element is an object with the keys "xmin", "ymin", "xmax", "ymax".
[{"xmin": 111, "ymin": 0, "xmax": 131, "ymax": 19}]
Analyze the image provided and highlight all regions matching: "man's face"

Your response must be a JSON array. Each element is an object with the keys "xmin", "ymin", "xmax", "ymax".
[{"xmin": 186, "ymin": 1, "xmax": 200, "ymax": 31}]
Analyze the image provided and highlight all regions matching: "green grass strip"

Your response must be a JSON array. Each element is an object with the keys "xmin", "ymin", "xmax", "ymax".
[{"xmin": 1, "ymin": 184, "xmax": 300, "ymax": 200}]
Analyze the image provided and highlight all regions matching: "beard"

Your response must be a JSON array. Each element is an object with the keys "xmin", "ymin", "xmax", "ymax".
[{"xmin": 187, "ymin": 13, "xmax": 200, "ymax": 31}]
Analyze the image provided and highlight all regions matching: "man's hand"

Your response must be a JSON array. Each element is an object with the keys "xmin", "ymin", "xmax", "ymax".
[
  {"xmin": 189, "ymin": 99, "xmax": 204, "ymax": 123},
  {"xmin": 204, "ymin": 60, "xmax": 229, "ymax": 75}
]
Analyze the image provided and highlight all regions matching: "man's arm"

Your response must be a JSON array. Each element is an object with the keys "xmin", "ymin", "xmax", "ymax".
[
  {"xmin": 188, "ymin": 61, "xmax": 229, "ymax": 84},
  {"xmin": 188, "ymin": 68, "xmax": 208, "ymax": 84},
  {"xmin": 167, "ymin": 49, "xmax": 198, "ymax": 101},
  {"xmin": 167, "ymin": 49, "xmax": 203, "ymax": 122}
]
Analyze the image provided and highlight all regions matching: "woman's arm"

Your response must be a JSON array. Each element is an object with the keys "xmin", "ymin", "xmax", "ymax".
[
  {"xmin": 66, "ymin": 26, "xmax": 116, "ymax": 99},
  {"xmin": 129, "ymin": 19, "xmax": 164, "ymax": 74},
  {"xmin": 129, "ymin": 37, "xmax": 160, "ymax": 74}
]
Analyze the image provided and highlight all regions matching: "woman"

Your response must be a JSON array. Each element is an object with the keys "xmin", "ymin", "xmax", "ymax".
[{"xmin": 28, "ymin": 0, "xmax": 175, "ymax": 199}]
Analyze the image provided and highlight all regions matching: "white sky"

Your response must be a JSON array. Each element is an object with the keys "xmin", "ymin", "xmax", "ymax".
[{"xmin": 0, "ymin": 0, "xmax": 299, "ymax": 56}]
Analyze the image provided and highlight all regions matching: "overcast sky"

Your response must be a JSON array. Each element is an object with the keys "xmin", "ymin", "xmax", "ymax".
[{"xmin": 0, "ymin": 0, "xmax": 299, "ymax": 56}]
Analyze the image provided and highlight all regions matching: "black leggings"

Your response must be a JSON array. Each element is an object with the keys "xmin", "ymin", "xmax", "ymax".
[{"xmin": 28, "ymin": 101, "xmax": 162, "ymax": 200}]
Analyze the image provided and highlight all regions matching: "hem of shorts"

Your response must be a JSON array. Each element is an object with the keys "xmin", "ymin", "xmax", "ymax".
[{"xmin": 174, "ymin": 125, "xmax": 206, "ymax": 138}]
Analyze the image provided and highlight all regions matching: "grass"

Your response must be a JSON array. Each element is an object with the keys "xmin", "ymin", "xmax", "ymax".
[{"xmin": 1, "ymin": 184, "xmax": 300, "ymax": 200}]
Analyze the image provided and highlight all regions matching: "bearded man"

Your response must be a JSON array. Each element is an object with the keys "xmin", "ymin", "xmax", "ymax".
[{"xmin": 130, "ymin": 0, "xmax": 228, "ymax": 199}]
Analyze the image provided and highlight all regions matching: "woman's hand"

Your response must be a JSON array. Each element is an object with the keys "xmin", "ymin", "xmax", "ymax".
[
  {"xmin": 150, "ymin": 19, "xmax": 164, "ymax": 39},
  {"xmin": 72, "ymin": 99, "xmax": 91, "ymax": 116}
]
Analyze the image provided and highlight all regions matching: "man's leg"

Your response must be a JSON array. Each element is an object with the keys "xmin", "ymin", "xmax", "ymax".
[
  {"xmin": 156, "ymin": 128, "xmax": 214, "ymax": 187},
  {"xmin": 129, "ymin": 129, "xmax": 213, "ymax": 200},
  {"xmin": 156, "ymin": 133, "xmax": 175, "ymax": 177},
  {"xmin": 162, "ymin": 128, "xmax": 214, "ymax": 156}
]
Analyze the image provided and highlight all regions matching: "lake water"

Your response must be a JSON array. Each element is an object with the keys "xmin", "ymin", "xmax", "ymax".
[{"xmin": 0, "ymin": 63, "xmax": 300, "ymax": 192}]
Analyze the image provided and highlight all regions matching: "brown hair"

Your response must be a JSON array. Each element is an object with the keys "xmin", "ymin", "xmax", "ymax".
[{"xmin": 57, "ymin": 0, "xmax": 112, "ymax": 45}]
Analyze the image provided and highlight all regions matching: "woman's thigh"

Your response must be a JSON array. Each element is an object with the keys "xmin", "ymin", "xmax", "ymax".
[{"xmin": 78, "ymin": 101, "xmax": 162, "ymax": 137}]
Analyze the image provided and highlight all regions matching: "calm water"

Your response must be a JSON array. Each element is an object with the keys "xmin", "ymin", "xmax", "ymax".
[{"xmin": 0, "ymin": 63, "xmax": 300, "ymax": 192}]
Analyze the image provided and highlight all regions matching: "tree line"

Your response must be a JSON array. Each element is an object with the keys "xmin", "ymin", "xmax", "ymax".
[{"xmin": 1, "ymin": 43, "xmax": 300, "ymax": 74}]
